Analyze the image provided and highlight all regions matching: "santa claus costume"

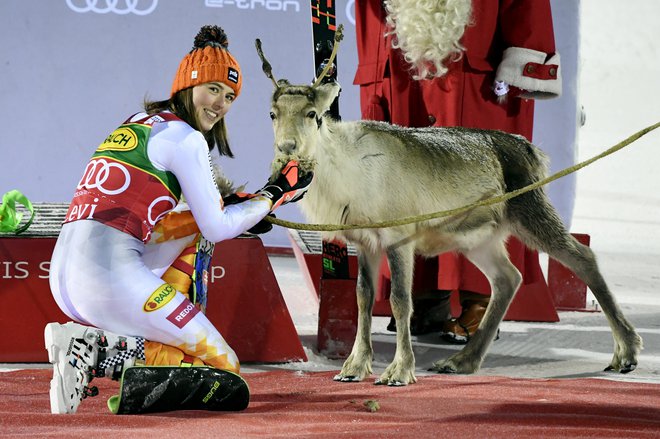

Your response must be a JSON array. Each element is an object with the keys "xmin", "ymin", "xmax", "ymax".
[{"xmin": 354, "ymin": 0, "xmax": 563, "ymax": 339}]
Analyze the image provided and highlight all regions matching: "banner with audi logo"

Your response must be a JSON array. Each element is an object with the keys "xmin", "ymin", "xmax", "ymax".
[
  {"xmin": 0, "ymin": 1, "xmax": 578, "ymax": 249},
  {"xmin": 65, "ymin": 0, "xmax": 160, "ymax": 15}
]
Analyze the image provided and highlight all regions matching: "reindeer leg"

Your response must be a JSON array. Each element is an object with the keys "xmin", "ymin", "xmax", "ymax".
[
  {"xmin": 511, "ymin": 191, "xmax": 643, "ymax": 373},
  {"xmin": 431, "ymin": 239, "xmax": 521, "ymax": 374},
  {"xmin": 376, "ymin": 243, "xmax": 417, "ymax": 386},
  {"xmin": 333, "ymin": 247, "xmax": 380, "ymax": 382},
  {"xmin": 546, "ymin": 240, "xmax": 643, "ymax": 372}
]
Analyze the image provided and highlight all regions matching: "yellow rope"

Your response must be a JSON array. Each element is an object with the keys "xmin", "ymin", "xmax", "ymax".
[{"xmin": 266, "ymin": 121, "xmax": 660, "ymax": 232}]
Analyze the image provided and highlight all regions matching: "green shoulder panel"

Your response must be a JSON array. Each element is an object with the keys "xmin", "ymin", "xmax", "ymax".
[{"xmin": 92, "ymin": 122, "xmax": 181, "ymax": 199}]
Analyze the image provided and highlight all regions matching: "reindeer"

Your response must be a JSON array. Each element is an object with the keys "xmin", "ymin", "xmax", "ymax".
[{"xmin": 255, "ymin": 33, "xmax": 643, "ymax": 386}]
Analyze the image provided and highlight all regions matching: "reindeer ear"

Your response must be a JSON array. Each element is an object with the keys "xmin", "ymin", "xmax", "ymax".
[{"xmin": 315, "ymin": 82, "xmax": 341, "ymax": 112}]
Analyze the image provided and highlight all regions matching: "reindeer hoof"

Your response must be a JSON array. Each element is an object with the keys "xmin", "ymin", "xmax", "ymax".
[
  {"xmin": 374, "ymin": 378, "xmax": 407, "ymax": 386},
  {"xmin": 621, "ymin": 363, "xmax": 637, "ymax": 374},
  {"xmin": 604, "ymin": 362, "xmax": 637, "ymax": 374},
  {"xmin": 428, "ymin": 361, "xmax": 459, "ymax": 374},
  {"xmin": 429, "ymin": 365, "xmax": 458, "ymax": 374},
  {"xmin": 333, "ymin": 374, "xmax": 362, "ymax": 382}
]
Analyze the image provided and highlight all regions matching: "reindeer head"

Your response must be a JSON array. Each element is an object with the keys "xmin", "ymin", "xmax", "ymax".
[{"xmin": 255, "ymin": 26, "xmax": 343, "ymax": 181}]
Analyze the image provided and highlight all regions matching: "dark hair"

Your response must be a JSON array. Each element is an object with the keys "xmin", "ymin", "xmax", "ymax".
[{"xmin": 143, "ymin": 89, "xmax": 234, "ymax": 158}]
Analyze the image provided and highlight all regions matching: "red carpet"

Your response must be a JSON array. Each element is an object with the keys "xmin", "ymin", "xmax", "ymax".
[{"xmin": 1, "ymin": 369, "xmax": 659, "ymax": 438}]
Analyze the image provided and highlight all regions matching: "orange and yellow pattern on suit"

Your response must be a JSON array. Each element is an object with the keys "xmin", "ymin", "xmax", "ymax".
[
  {"xmin": 146, "ymin": 342, "xmax": 205, "ymax": 367},
  {"xmin": 151, "ymin": 209, "xmax": 202, "ymax": 244},
  {"xmin": 142, "ymin": 283, "xmax": 240, "ymax": 373},
  {"xmin": 145, "ymin": 339, "xmax": 238, "ymax": 372},
  {"xmin": 145, "ymin": 187, "xmax": 239, "ymax": 372},
  {"xmin": 151, "ymin": 209, "xmax": 202, "ymax": 295},
  {"xmin": 144, "ymin": 327, "xmax": 239, "ymax": 372}
]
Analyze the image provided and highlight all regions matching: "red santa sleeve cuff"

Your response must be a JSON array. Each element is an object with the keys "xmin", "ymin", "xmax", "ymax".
[{"xmin": 495, "ymin": 47, "xmax": 562, "ymax": 100}]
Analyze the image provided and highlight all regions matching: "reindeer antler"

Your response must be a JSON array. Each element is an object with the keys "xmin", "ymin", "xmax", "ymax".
[
  {"xmin": 312, "ymin": 24, "xmax": 344, "ymax": 88},
  {"xmin": 255, "ymin": 38, "xmax": 279, "ymax": 88}
]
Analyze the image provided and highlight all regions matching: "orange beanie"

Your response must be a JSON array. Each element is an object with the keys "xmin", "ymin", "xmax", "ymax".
[{"xmin": 171, "ymin": 25, "xmax": 242, "ymax": 98}]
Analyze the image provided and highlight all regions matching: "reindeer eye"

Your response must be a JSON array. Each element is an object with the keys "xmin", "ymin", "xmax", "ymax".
[
  {"xmin": 269, "ymin": 112, "xmax": 276, "ymax": 120},
  {"xmin": 306, "ymin": 111, "xmax": 317, "ymax": 119}
]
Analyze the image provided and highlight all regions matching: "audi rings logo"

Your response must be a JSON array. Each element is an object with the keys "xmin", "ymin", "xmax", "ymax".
[
  {"xmin": 66, "ymin": 0, "xmax": 159, "ymax": 15},
  {"xmin": 77, "ymin": 158, "xmax": 131, "ymax": 195},
  {"xmin": 148, "ymin": 196, "xmax": 177, "ymax": 226}
]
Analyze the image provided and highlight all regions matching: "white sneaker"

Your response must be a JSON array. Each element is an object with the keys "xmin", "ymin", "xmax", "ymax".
[{"xmin": 44, "ymin": 322, "xmax": 101, "ymax": 414}]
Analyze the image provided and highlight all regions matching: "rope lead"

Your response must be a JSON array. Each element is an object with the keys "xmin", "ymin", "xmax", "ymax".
[{"xmin": 266, "ymin": 121, "xmax": 660, "ymax": 232}]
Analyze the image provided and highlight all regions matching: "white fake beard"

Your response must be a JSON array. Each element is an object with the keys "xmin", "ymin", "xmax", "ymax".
[{"xmin": 384, "ymin": 0, "xmax": 472, "ymax": 80}]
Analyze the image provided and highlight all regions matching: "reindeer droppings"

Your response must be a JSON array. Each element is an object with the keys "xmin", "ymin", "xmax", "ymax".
[{"xmin": 363, "ymin": 400, "xmax": 380, "ymax": 412}]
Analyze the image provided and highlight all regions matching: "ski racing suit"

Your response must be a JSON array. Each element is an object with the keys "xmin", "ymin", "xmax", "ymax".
[{"xmin": 49, "ymin": 112, "xmax": 272, "ymax": 373}]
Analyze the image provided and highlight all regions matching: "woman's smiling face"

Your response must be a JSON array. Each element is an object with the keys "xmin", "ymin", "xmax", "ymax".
[{"xmin": 192, "ymin": 82, "xmax": 235, "ymax": 132}]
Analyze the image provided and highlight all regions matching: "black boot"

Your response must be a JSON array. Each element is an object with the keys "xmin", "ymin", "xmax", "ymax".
[{"xmin": 387, "ymin": 291, "xmax": 452, "ymax": 335}]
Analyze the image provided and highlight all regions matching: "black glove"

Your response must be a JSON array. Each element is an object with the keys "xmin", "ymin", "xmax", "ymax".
[
  {"xmin": 246, "ymin": 213, "xmax": 276, "ymax": 235},
  {"xmin": 223, "ymin": 192, "xmax": 274, "ymax": 235},
  {"xmin": 257, "ymin": 160, "xmax": 313, "ymax": 210},
  {"xmin": 222, "ymin": 192, "xmax": 257, "ymax": 206}
]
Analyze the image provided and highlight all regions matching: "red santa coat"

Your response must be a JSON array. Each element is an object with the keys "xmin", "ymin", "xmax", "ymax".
[{"xmin": 354, "ymin": 0, "xmax": 562, "ymax": 297}]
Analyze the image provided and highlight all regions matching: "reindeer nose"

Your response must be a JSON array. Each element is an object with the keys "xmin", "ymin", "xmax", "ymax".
[{"xmin": 277, "ymin": 140, "xmax": 297, "ymax": 155}]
